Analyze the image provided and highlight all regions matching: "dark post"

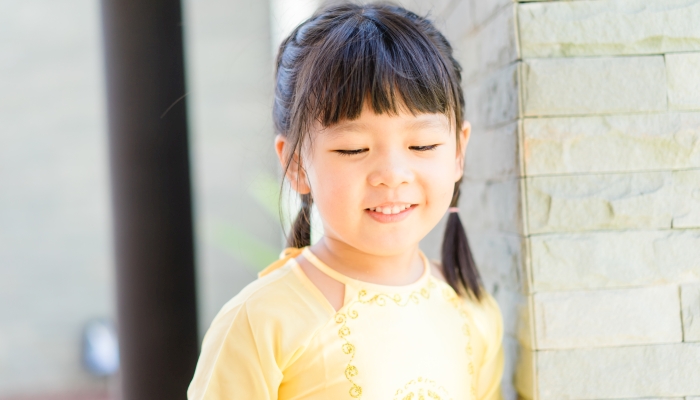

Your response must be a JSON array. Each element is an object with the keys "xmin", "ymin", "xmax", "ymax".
[{"xmin": 100, "ymin": 1, "xmax": 199, "ymax": 399}]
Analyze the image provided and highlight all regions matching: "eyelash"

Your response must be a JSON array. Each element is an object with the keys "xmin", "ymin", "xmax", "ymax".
[
  {"xmin": 335, "ymin": 148, "xmax": 368, "ymax": 156},
  {"xmin": 409, "ymin": 144, "xmax": 439, "ymax": 152},
  {"xmin": 334, "ymin": 144, "xmax": 439, "ymax": 156}
]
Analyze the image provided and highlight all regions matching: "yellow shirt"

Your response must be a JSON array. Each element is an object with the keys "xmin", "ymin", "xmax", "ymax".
[{"xmin": 188, "ymin": 247, "xmax": 504, "ymax": 400}]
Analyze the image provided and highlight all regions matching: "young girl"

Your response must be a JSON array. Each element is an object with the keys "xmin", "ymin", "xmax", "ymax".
[{"xmin": 188, "ymin": 3, "xmax": 504, "ymax": 399}]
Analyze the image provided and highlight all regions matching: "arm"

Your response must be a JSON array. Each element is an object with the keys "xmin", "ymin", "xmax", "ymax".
[
  {"xmin": 476, "ymin": 338, "xmax": 504, "ymax": 400},
  {"xmin": 474, "ymin": 294, "xmax": 505, "ymax": 400},
  {"xmin": 188, "ymin": 302, "xmax": 283, "ymax": 400}
]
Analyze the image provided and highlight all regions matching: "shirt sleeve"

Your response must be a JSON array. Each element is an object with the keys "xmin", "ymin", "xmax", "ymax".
[
  {"xmin": 473, "ymin": 293, "xmax": 505, "ymax": 400},
  {"xmin": 187, "ymin": 301, "xmax": 283, "ymax": 400}
]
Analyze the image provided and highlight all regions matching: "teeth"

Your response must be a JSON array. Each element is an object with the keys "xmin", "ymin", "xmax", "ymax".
[{"xmin": 369, "ymin": 204, "xmax": 411, "ymax": 215}]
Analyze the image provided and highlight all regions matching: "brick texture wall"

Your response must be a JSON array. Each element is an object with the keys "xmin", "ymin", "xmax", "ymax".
[{"xmin": 398, "ymin": 0, "xmax": 700, "ymax": 398}]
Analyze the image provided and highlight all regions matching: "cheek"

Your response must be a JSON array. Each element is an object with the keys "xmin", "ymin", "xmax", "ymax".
[
  {"xmin": 305, "ymin": 156, "xmax": 363, "ymax": 219},
  {"xmin": 421, "ymin": 151, "xmax": 459, "ymax": 204}
]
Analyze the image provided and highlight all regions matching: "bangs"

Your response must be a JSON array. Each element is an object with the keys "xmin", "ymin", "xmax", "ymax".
[{"xmin": 292, "ymin": 6, "xmax": 462, "ymax": 132}]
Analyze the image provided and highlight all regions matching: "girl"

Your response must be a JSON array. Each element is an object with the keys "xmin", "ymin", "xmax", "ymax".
[{"xmin": 188, "ymin": 3, "xmax": 504, "ymax": 400}]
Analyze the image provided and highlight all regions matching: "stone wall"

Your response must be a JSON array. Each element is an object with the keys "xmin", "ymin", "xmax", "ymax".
[
  {"xmin": 403, "ymin": 0, "xmax": 700, "ymax": 398},
  {"xmin": 517, "ymin": 1, "xmax": 700, "ymax": 398}
]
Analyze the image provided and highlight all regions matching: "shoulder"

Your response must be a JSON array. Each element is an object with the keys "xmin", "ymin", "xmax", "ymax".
[
  {"xmin": 461, "ymin": 290, "xmax": 503, "ymax": 364},
  {"xmin": 213, "ymin": 259, "xmax": 332, "ymax": 331},
  {"xmin": 204, "ymin": 259, "xmax": 333, "ymax": 366},
  {"xmin": 428, "ymin": 258, "xmax": 502, "ymax": 341},
  {"xmin": 190, "ymin": 259, "xmax": 330, "ymax": 398},
  {"xmin": 462, "ymin": 291, "xmax": 503, "ymax": 338},
  {"xmin": 194, "ymin": 258, "xmax": 335, "ymax": 382}
]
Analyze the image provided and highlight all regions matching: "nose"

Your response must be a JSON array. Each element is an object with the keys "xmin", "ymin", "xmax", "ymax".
[{"xmin": 367, "ymin": 150, "xmax": 415, "ymax": 188}]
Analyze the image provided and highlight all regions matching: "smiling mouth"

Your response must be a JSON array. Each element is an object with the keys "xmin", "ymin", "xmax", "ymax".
[{"xmin": 366, "ymin": 204, "xmax": 415, "ymax": 215}]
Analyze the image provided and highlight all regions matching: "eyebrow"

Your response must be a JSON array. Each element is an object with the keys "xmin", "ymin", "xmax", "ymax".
[
  {"xmin": 404, "ymin": 116, "xmax": 450, "ymax": 132},
  {"xmin": 324, "ymin": 120, "xmax": 369, "ymax": 135}
]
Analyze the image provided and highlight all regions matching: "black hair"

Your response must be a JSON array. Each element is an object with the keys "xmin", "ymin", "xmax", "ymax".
[{"xmin": 273, "ymin": 2, "xmax": 482, "ymax": 299}]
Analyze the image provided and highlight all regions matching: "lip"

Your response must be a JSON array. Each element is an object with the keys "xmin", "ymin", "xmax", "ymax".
[{"xmin": 365, "ymin": 204, "xmax": 416, "ymax": 223}]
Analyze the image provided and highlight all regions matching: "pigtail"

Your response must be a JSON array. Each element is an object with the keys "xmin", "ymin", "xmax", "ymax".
[
  {"xmin": 441, "ymin": 181, "xmax": 482, "ymax": 300},
  {"xmin": 288, "ymin": 193, "xmax": 312, "ymax": 248}
]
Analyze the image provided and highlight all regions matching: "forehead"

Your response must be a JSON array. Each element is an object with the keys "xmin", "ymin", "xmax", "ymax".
[{"xmin": 321, "ymin": 106, "xmax": 452, "ymax": 137}]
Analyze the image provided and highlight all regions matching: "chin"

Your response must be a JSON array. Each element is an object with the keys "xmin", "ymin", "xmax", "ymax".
[{"xmin": 350, "ymin": 234, "xmax": 422, "ymax": 257}]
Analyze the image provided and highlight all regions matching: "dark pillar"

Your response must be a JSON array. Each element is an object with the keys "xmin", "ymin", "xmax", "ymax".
[{"xmin": 100, "ymin": 1, "xmax": 199, "ymax": 399}]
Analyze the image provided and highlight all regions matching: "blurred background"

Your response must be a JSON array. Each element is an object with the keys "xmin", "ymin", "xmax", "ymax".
[{"xmin": 0, "ymin": 0, "xmax": 320, "ymax": 398}]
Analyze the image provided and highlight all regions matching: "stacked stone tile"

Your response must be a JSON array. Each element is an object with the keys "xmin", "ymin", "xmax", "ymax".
[{"xmin": 398, "ymin": 0, "xmax": 700, "ymax": 398}]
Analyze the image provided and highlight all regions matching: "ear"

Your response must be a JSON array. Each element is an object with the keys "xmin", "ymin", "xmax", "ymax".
[
  {"xmin": 454, "ymin": 120, "xmax": 471, "ymax": 181},
  {"xmin": 275, "ymin": 134, "xmax": 311, "ymax": 194}
]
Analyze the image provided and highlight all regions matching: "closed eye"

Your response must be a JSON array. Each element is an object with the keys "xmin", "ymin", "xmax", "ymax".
[
  {"xmin": 334, "ymin": 148, "xmax": 368, "ymax": 156},
  {"xmin": 409, "ymin": 144, "xmax": 440, "ymax": 151}
]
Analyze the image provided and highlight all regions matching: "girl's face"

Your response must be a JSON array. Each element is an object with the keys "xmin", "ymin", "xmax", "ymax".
[{"xmin": 277, "ymin": 103, "xmax": 470, "ymax": 256}]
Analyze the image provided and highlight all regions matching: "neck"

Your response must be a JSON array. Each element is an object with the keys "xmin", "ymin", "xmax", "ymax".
[{"xmin": 309, "ymin": 236, "xmax": 425, "ymax": 286}]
